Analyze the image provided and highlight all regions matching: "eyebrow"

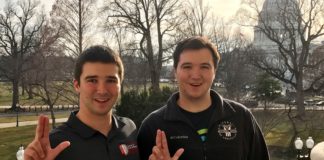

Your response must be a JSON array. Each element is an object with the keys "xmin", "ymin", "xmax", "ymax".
[
  {"xmin": 180, "ymin": 62, "xmax": 192, "ymax": 66},
  {"xmin": 201, "ymin": 63, "xmax": 212, "ymax": 66},
  {"xmin": 180, "ymin": 62, "xmax": 212, "ymax": 66},
  {"xmin": 106, "ymin": 76, "xmax": 118, "ymax": 80},
  {"xmin": 85, "ymin": 75, "xmax": 98, "ymax": 79},
  {"xmin": 85, "ymin": 75, "xmax": 118, "ymax": 80}
]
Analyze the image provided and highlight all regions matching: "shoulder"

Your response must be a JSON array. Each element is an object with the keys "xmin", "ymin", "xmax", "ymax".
[
  {"xmin": 49, "ymin": 123, "xmax": 71, "ymax": 147},
  {"xmin": 222, "ymin": 98, "xmax": 257, "ymax": 122},
  {"xmin": 113, "ymin": 115, "xmax": 138, "ymax": 139},
  {"xmin": 211, "ymin": 90, "xmax": 252, "ymax": 115},
  {"xmin": 142, "ymin": 105, "xmax": 166, "ymax": 124},
  {"xmin": 114, "ymin": 115, "xmax": 137, "ymax": 130},
  {"xmin": 50, "ymin": 123, "xmax": 70, "ymax": 136},
  {"xmin": 224, "ymin": 99, "xmax": 251, "ymax": 113},
  {"xmin": 137, "ymin": 105, "xmax": 167, "ymax": 133}
]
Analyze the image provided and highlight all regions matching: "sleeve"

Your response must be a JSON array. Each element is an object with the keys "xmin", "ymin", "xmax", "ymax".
[
  {"xmin": 137, "ymin": 117, "xmax": 157, "ymax": 160},
  {"xmin": 247, "ymin": 111, "xmax": 270, "ymax": 160}
]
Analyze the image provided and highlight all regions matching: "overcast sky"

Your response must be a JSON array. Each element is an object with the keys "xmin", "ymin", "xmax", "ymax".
[{"xmin": 0, "ymin": 0, "xmax": 242, "ymax": 18}]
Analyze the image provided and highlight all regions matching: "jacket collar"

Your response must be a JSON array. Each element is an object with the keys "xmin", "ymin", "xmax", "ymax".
[
  {"xmin": 66, "ymin": 110, "xmax": 125, "ymax": 139},
  {"xmin": 163, "ymin": 90, "xmax": 236, "ymax": 124}
]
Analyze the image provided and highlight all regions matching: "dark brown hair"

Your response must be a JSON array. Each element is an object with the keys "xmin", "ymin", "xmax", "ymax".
[
  {"xmin": 74, "ymin": 45, "xmax": 124, "ymax": 83},
  {"xmin": 173, "ymin": 36, "xmax": 220, "ymax": 69}
]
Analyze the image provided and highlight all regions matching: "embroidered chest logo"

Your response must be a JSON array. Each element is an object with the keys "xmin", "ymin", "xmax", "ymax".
[
  {"xmin": 170, "ymin": 135, "xmax": 189, "ymax": 140},
  {"xmin": 119, "ymin": 142, "xmax": 138, "ymax": 156},
  {"xmin": 218, "ymin": 121, "xmax": 237, "ymax": 140}
]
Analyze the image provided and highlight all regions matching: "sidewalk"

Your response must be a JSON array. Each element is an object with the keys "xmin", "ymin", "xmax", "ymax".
[{"xmin": 0, "ymin": 118, "xmax": 68, "ymax": 128}]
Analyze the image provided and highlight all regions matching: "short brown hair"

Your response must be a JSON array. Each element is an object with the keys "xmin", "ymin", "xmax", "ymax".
[
  {"xmin": 74, "ymin": 45, "xmax": 124, "ymax": 83},
  {"xmin": 173, "ymin": 36, "xmax": 220, "ymax": 69}
]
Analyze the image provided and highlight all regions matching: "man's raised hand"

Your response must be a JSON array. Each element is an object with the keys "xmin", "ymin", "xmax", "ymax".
[
  {"xmin": 149, "ymin": 129, "xmax": 184, "ymax": 160},
  {"xmin": 24, "ymin": 115, "xmax": 70, "ymax": 160}
]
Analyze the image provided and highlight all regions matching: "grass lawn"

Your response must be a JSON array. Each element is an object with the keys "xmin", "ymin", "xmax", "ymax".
[
  {"xmin": 0, "ymin": 125, "xmax": 36, "ymax": 160},
  {"xmin": 0, "ymin": 82, "xmax": 77, "ymax": 106},
  {"xmin": 0, "ymin": 123, "xmax": 65, "ymax": 160},
  {"xmin": 0, "ymin": 112, "xmax": 71, "ymax": 123}
]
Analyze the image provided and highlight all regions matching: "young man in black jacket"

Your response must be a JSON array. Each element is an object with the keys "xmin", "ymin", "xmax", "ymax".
[{"xmin": 137, "ymin": 36, "xmax": 270, "ymax": 160}]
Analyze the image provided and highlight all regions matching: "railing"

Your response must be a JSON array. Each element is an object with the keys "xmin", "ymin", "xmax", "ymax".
[{"xmin": 0, "ymin": 105, "xmax": 79, "ymax": 113}]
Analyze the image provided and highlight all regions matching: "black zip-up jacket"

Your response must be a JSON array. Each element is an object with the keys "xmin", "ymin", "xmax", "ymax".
[{"xmin": 137, "ymin": 90, "xmax": 269, "ymax": 160}]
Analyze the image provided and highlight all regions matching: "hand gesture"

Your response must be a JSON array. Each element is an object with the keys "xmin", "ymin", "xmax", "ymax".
[
  {"xmin": 24, "ymin": 115, "xmax": 70, "ymax": 160},
  {"xmin": 149, "ymin": 129, "xmax": 184, "ymax": 160}
]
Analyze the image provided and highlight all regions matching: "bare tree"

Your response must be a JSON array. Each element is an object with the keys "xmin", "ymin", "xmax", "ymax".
[
  {"xmin": 101, "ymin": 21, "xmax": 142, "ymax": 93},
  {"xmin": 178, "ymin": 0, "xmax": 211, "ymax": 37},
  {"xmin": 220, "ymin": 48, "xmax": 257, "ymax": 101},
  {"xmin": 31, "ymin": 56, "xmax": 72, "ymax": 128},
  {"xmin": 50, "ymin": 0, "xmax": 97, "ymax": 57},
  {"xmin": 0, "ymin": 0, "xmax": 45, "ymax": 110},
  {"xmin": 208, "ymin": 19, "xmax": 256, "ymax": 101},
  {"xmin": 30, "ymin": 23, "xmax": 74, "ymax": 128},
  {"xmin": 242, "ymin": 0, "xmax": 324, "ymax": 116},
  {"xmin": 103, "ymin": 0, "xmax": 182, "ymax": 93}
]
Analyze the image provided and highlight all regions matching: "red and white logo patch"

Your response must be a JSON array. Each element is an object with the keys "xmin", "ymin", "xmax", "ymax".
[{"xmin": 119, "ymin": 142, "xmax": 138, "ymax": 156}]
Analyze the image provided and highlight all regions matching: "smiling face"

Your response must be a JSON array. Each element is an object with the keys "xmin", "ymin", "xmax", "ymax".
[
  {"xmin": 175, "ymin": 48, "xmax": 216, "ymax": 101},
  {"xmin": 74, "ymin": 62, "xmax": 121, "ymax": 116}
]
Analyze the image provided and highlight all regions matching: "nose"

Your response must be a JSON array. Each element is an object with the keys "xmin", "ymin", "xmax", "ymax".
[
  {"xmin": 96, "ymin": 80, "xmax": 108, "ymax": 94},
  {"xmin": 190, "ymin": 67, "xmax": 202, "ymax": 79}
]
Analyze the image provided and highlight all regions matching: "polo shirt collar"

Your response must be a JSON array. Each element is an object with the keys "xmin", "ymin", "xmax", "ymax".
[
  {"xmin": 66, "ymin": 111, "xmax": 125, "ymax": 138},
  {"xmin": 107, "ymin": 115, "xmax": 126, "ymax": 140}
]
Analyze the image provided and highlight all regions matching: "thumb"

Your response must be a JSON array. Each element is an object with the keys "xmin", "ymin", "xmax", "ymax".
[{"xmin": 49, "ymin": 141, "xmax": 70, "ymax": 159}]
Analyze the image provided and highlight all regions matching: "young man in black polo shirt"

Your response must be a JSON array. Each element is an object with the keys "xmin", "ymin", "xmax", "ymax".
[
  {"xmin": 138, "ymin": 37, "xmax": 270, "ymax": 160},
  {"xmin": 24, "ymin": 46, "xmax": 140, "ymax": 160}
]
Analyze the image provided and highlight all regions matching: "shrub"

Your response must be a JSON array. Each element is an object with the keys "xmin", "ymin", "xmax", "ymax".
[{"xmin": 116, "ymin": 86, "xmax": 176, "ymax": 127}]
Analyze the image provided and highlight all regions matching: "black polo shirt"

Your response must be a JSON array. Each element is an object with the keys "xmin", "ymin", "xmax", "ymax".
[{"xmin": 50, "ymin": 111, "xmax": 140, "ymax": 160}]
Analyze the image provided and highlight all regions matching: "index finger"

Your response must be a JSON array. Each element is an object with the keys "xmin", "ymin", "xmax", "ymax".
[
  {"xmin": 43, "ymin": 115, "xmax": 50, "ymax": 139},
  {"xmin": 155, "ymin": 129, "xmax": 162, "ymax": 149},
  {"xmin": 35, "ymin": 115, "xmax": 48, "ymax": 139},
  {"xmin": 161, "ymin": 131, "xmax": 171, "ymax": 157}
]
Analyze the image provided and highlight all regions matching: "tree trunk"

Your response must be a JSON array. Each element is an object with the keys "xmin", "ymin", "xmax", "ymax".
[
  {"xmin": 287, "ymin": 107, "xmax": 299, "ymax": 153},
  {"xmin": 155, "ymin": 2, "xmax": 163, "ymax": 94},
  {"xmin": 78, "ymin": 0, "xmax": 83, "ymax": 55},
  {"xmin": 11, "ymin": 79, "xmax": 19, "ymax": 109},
  {"xmin": 21, "ymin": 79, "xmax": 25, "ymax": 96},
  {"xmin": 145, "ymin": 33, "xmax": 160, "ymax": 93},
  {"xmin": 11, "ymin": 55, "xmax": 20, "ymax": 110},
  {"xmin": 27, "ymin": 84, "xmax": 33, "ymax": 99},
  {"xmin": 50, "ymin": 104, "xmax": 56, "ymax": 129},
  {"xmin": 295, "ymin": 75, "xmax": 305, "ymax": 117},
  {"xmin": 150, "ymin": 70, "xmax": 160, "ymax": 93}
]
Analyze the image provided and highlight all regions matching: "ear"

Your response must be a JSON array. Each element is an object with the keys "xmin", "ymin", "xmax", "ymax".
[{"xmin": 73, "ymin": 79, "xmax": 80, "ymax": 93}]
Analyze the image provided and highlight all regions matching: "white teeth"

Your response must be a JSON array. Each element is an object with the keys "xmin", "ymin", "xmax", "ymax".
[{"xmin": 95, "ymin": 98, "xmax": 109, "ymax": 102}]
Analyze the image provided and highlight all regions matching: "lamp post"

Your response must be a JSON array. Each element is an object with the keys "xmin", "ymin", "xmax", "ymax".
[{"xmin": 294, "ymin": 137, "xmax": 315, "ymax": 160}]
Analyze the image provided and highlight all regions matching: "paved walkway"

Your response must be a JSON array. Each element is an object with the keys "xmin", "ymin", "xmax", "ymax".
[{"xmin": 0, "ymin": 118, "xmax": 68, "ymax": 128}]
